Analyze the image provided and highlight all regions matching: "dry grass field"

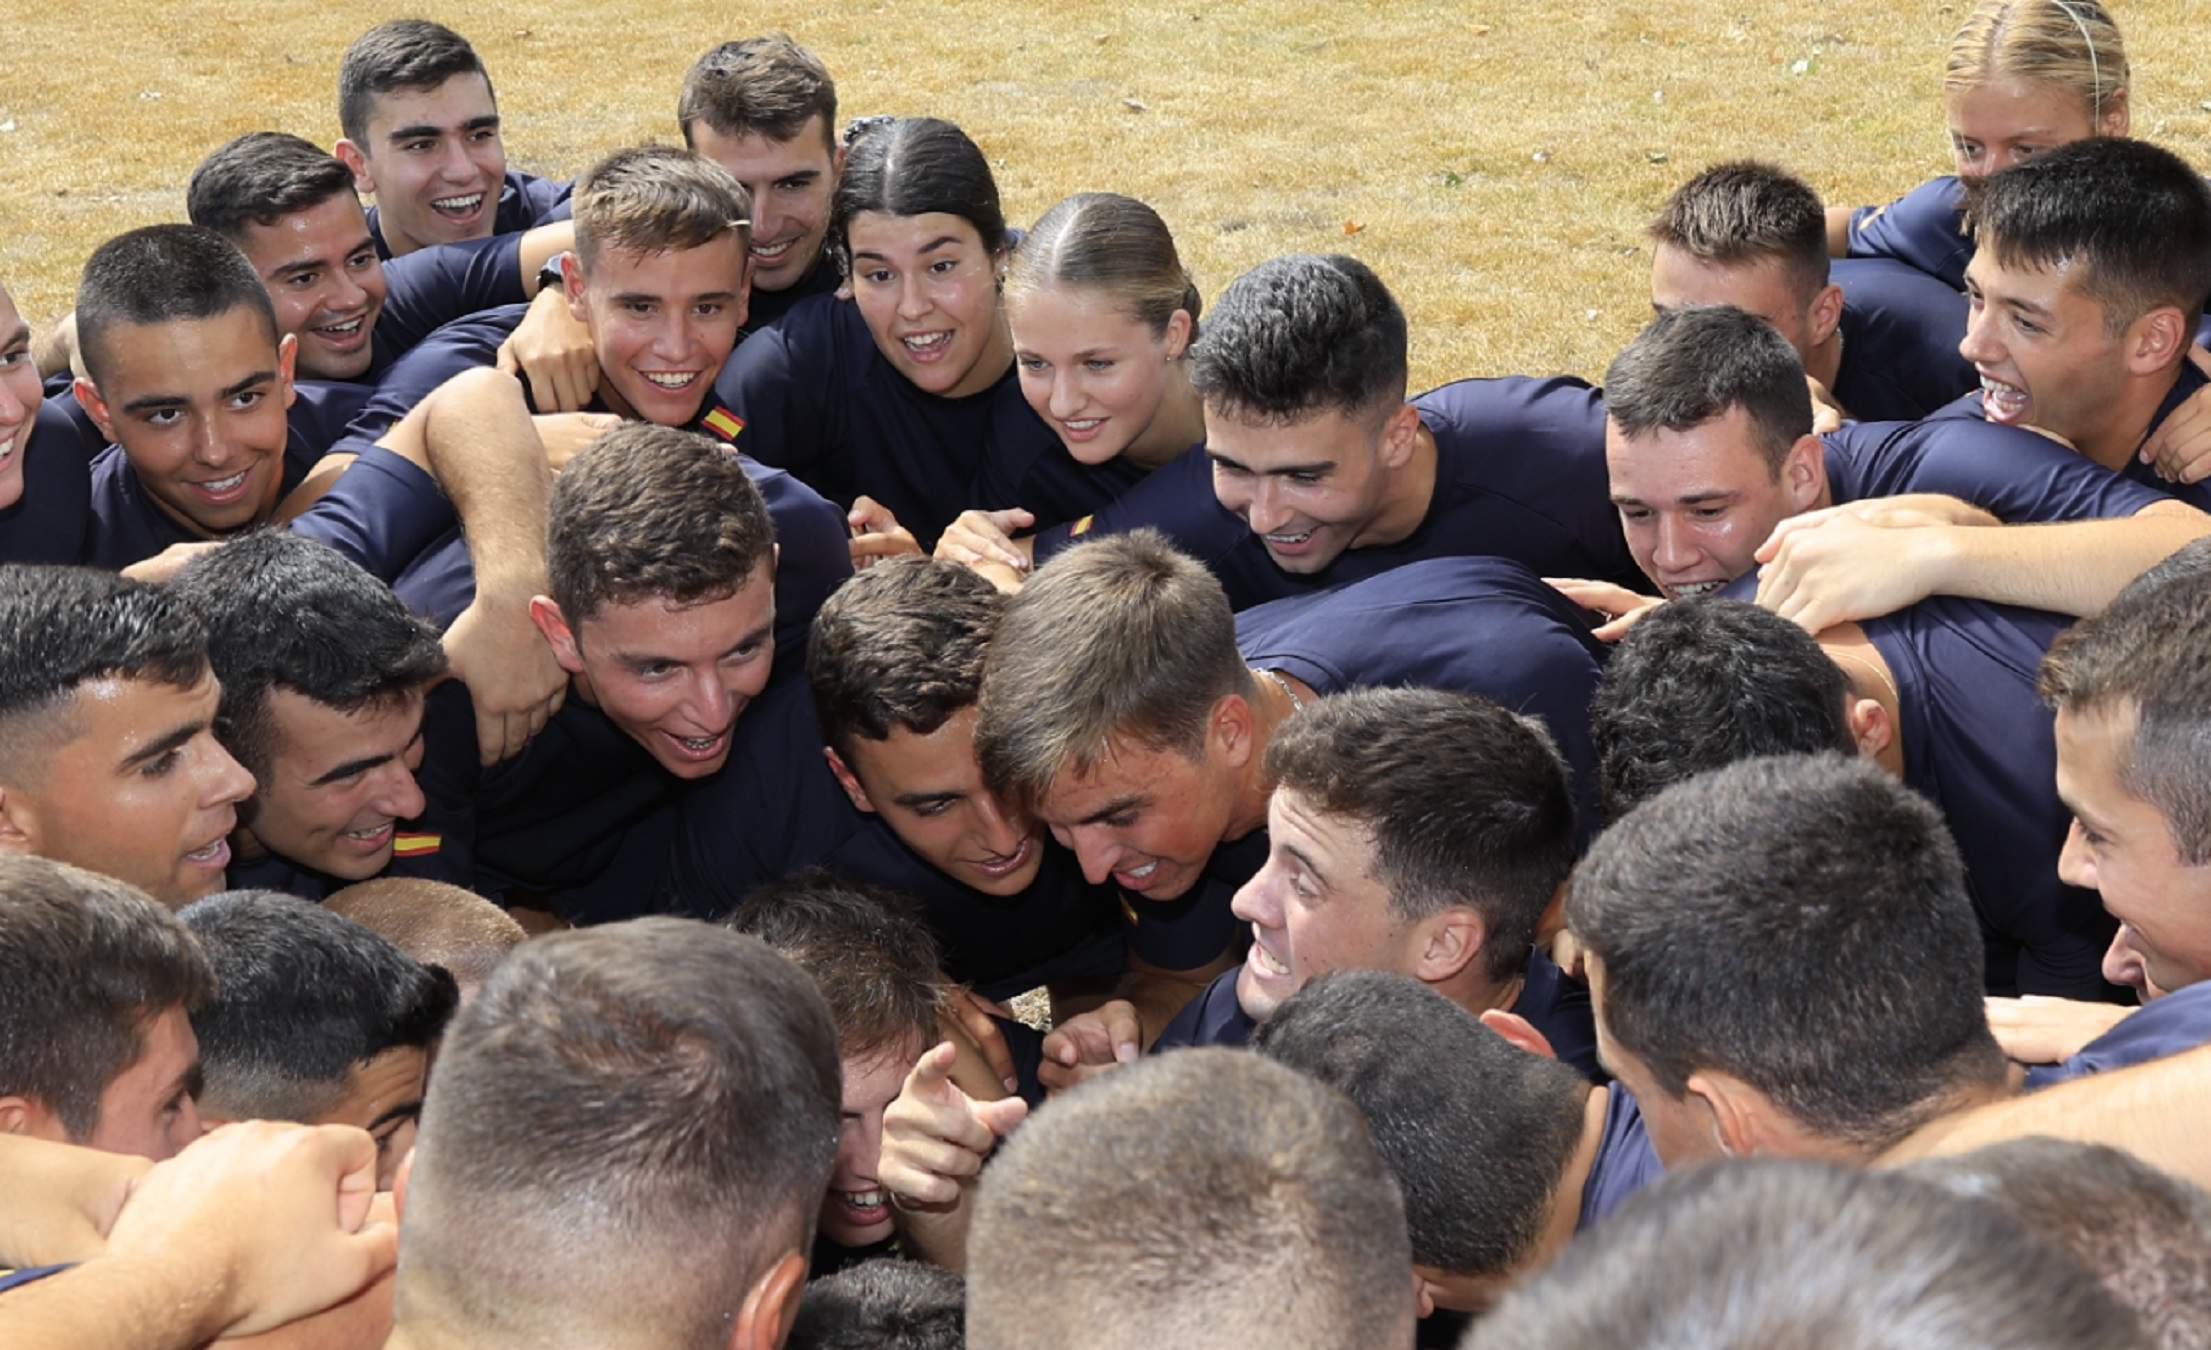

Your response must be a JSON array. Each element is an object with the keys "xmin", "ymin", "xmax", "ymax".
[{"xmin": 4, "ymin": 2, "xmax": 2209, "ymax": 390}]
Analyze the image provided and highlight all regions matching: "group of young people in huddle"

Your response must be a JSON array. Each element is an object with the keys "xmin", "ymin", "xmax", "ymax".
[{"xmin": 6, "ymin": 2, "xmax": 2211, "ymax": 1347}]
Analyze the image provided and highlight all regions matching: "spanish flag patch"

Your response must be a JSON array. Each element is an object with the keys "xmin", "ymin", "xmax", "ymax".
[
  {"xmin": 700, "ymin": 406, "xmax": 745, "ymax": 441},
  {"xmin": 392, "ymin": 833, "xmax": 442, "ymax": 857},
  {"xmin": 1069, "ymin": 514, "xmax": 1095, "ymax": 538}
]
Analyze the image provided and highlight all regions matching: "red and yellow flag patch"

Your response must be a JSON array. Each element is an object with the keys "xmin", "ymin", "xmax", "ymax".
[
  {"xmin": 700, "ymin": 406, "xmax": 745, "ymax": 442},
  {"xmin": 392, "ymin": 833, "xmax": 442, "ymax": 857}
]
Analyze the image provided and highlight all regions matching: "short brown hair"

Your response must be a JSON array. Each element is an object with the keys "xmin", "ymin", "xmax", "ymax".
[
  {"xmin": 571, "ymin": 145, "xmax": 752, "ymax": 270},
  {"xmin": 1648, "ymin": 160, "xmax": 1829, "ymax": 299},
  {"xmin": 677, "ymin": 35, "xmax": 837, "ymax": 151},
  {"xmin": 724, "ymin": 869, "xmax": 946, "ymax": 1061},
  {"xmin": 325, "ymin": 877, "xmax": 526, "ymax": 994},
  {"xmin": 974, "ymin": 530, "xmax": 1252, "ymax": 811},
  {"xmin": 546, "ymin": 423, "xmax": 775, "ymax": 627},
  {"xmin": 807, "ymin": 559, "xmax": 1002, "ymax": 760},
  {"xmin": 2040, "ymin": 538, "xmax": 2211, "ymax": 864}
]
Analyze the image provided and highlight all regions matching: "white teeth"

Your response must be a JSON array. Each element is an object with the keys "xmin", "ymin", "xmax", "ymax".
[
  {"xmin": 838, "ymin": 1189, "xmax": 885, "ymax": 1210},
  {"xmin": 1064, "ymin": 419, "xmax": 1102, "ymax": 431},
  {"xmin": 1671, "ymin": 581, "xmax": 1723, "ymax": 598},
  {"xmin": 432, "ymin": 193, "xmax": 484, "ymax": 212},
  {"xmin": 1124, "ymin": 861, "xmax": 1158, "ymax": 879},
  {"xmin": 343, "ymin": 823, "xmax": 391, "ymax": 840},
  {"xmin": 1251, "ymin": 943, "xmax": 1290, "ymax": 976},
  {"xmin": 642, "ymin": 372, "xmax": 698, "ymax": 389},
  {"xmin": 901, "ymin": 331, "xmax": 952, "ymax": 352},
  {"xmin": 1980, "ymin": 376, "xmax": 2028, "ymax": 418},
  {"xmin": 318, "ymin": 317, "xmax": 363, "ymax": 335},
  {"xmin": 678, "ymin": 734, "xmax": 719, "ymax": 751},
  {"xmin": 184, "ymin": 841, "xmax": 224, "ymax": 861},
  {"xmin": 198, "ymin": 470, "xmax": 248, "ymax": 493},
  {"xmin": 1264, "ymin": 531, "xmax": 1312, "ymax": 545},
  {"xmin": 751, "ymin": 238, "xmax": 795, "ymax": 259}
]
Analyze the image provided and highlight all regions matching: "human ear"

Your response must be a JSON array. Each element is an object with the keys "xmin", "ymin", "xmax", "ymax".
[
  {"xmin": 1479, "ymin": 1009, "xmax": 1559, "ymax": 1061},
  {"xmin": 332, "ymin": 140, "xmax": 376, "ymax": 196},
  {"xmin": 1414, "ymin": 908, "xmax": 1484, "ymax": 984},
  {"xmin": 1807, "ymin": 283, "xmax": 1845, "ymax": 346},
  {"xmin": 1686, "ymin": 1070, "xmax": 1763, "ymax": 1158},
  {"xmin": 526, "ymin": 597, "xmax": 584, "ymax": 676},
  {"xmin": 1783, "ymin": 433, "xmax": 1826, "ymax": 510},
  {"xmin": 73, "ymin": 376, "xmax": 117, "ymax": 445},
  {"xmin": 1212, "ymin": 692, "xmax": 1257, "ymax": 771},
  {"xmin": 1161, "ymin": 308, "xmax": 1194, "ymax": 362},
  {"xmin": 1845, "ymin": 696, "xmax": 1893, "ymax": 761},
  {"xmin": 2126, "ymin": 307, "xmax": 2188, "ymax": 379},
  {"xmin": 728, "ymin": 1248, "xmax": 807, "ymax": 1350},
  {"xmin": 1379, "ymin": 402, "xmax": 1423, "ymax": 470},
  {"xmin": 824, "ymin": 746, "xmax": 875, "ymax": 814}
]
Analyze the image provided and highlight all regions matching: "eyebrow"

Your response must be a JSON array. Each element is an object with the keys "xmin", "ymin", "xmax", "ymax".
[
  {"xmin": 1609, "ymin": 489, "xmax": 1734, "ymax": 508},
  {"xmin": 120, "ymin": 370, "xmax": 275, "ymax": 417},
  {"xmin": 608, "ymin": 288, "xmax": 739, "ymax": 308},
  {"xmin": 608, "ymin": 622, "xmax": 772, "ymax": 670},
  {"xmin": 166, "ymin": 1058, "xmax": 205, "ymax": 1105},
  {"xmin": 1283, "ymin": 841, "xmax": 1331, "ymax": 890},
  {"xmin": 1, "ymin": 322, "xmax": 29, "ymax": 349},
  {"xmin": 309, "ymin": 750, "xmax": 394, "ymax": 788},
  {"xmin": 1073, "ymin": 794, "xmax": 1147, "ymax": 827},
  {"xmin": 892, "ymin": 789, "xmax": 963, "ymax": 809},
  {"xmin": 386, "ymin": 114, "xmax": 500, "ymax": 143},
  {"xmin": 851, "ymin": 236, "xmax": 964, "ymax": 265},
  {"xmin": 117, "ymin": 721, "xmax": 205, "ymax": 773},
  {"xmin": 1205, "ymin": 450, "xmax": 1334, "ymax": 478},
  {"xmin": 366, "ymin": 1098, "xmax": 423, "ymax": 1134},
  {"xmin": 2000, "ymin": 294, "xmax": 2058, "ymax": 322}
]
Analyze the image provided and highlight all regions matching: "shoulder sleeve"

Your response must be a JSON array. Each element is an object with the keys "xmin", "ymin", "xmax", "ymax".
[
  {"xmin": 1869, "ymin": 419, "xmax": 2175, "ymax": 523},
  {"xmin": 377, "ymin": 236, "xmax": 529, "ymax": 354},
  {"xmin": 287, "ymin": 445, "xmax": 457, "ymax": 582},
  {"xmin": 506, "ymin": 171, "xmax": 574, "ymax": 228},
  {"xmin": 1845, "ymin": 177, "xmax": 1973, "ymax": 291},
  {"xmin": 285, "ymin": 380, "xmax": 374, "ymax": 458},
  {"xmin": 1829, "ymin": 257, "xmax": 1977, "ymax": 421},
  {"xmin": 345, "ymin": 312, "xmax": 510, "ymax": 443},
  {"xmin": 1029, "ymin": 442, "xmax": 1237, "ymax": 564}
]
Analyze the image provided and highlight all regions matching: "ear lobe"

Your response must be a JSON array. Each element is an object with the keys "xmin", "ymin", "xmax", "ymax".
[
  {"xmin": 276, "ymin": 334, "xmax": 299, "ymax": 409},
  {"xmin": 332, "ymin": 140, "xmax": 375, "ymax": 195},
  {"xmin": 1213, "ymin": 693, "xmax": 1257, "ymax": 770},
  {"xmin": 1162, "ymin": 308, "xmax": 1195, "ymax": 362},
  {"xmin": 1686, "ymin": 1070, "xmax": 1759, "ymax": 1159},
  {"xmin": 1479, "ymin": 1008, "xmax": 1558, "ymax": 1060},
  {"xmin": 2131, "ymin": 308, "xmax": 2187, "ymax": 376},
  {"xmin": 730, "ymin": 1249, "xmax": 808, "ymax": 1350},
  {"xmin": 561, "ymin": 255, "xmax": 590, "ymax": 323},
  {"xmin": 1415, "ymin": 908, "xmax": 1485, "ymax": 984},
  {"xmin": 1786, "ymin": 433, "xmax": 1828, "ymax": 509},
  {"xmin": 392, "ymin": 1144, "xmax": 416, "ymax": 1222},
  {"xmin": 1845, "ymin": 696, "xmax": 1893, "ymax": 761},
  {"xmin": 74, "ymin": 376, "xmax": 117, "ymax": 445},
  {"xmin": 526, "ymin": 597, "xmax": 583, "ymax": 675},
  {"xmin": 1410, "ymin": 1268, "xmax": 1438, "ymax": 1320},
  {"xmin": 0, "ymin": 787, "xmax": 39, "ymax": 853},
  {"xmin": 1381, "ymin": 402, "xmax": 1423, "ymax": 469},
  {"xmin": 823, "ymin": 746, "xmax": 875, "ymax": 814},
  {"xmin": 0, "ymin": 1096, "xmax": 32, "ymax": 1136},
  {"xmin": 1808, "ymin": 283, "xmax": 1845, "ymax": 344}
]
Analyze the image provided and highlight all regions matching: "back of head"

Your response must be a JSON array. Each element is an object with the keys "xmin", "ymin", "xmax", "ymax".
[
  {"xmin": 968, "ymin": 1047, "xmax": 1413, "ymax": 1350},
  {"xmin": 1975, "ymin": 138, "xmax": 2211, "ymax": 335},
  {"xmin": 677, "ymin": 34, "xmax": 837, "ymax": 148},
  {"xmin": 73, "ymin": 224, "xmax": 279, "ymax": 387},
  {"xmin": 1648, "ymin": 160, "xmax": 1828, "ymax": 295},
  {"xmin": 1006, "ymin": 192, "xmax": 1202, "ymax": 338},
  {"xmin": 1908, "ymin": 1137, "xmax": 2211, "ymax": 1350},
  {"xmin": 1462, "ymin": 1158, "xmax": 2144, "ymax": 1350},
  {"xmin": 1593, "ymin": 598, "xmax": 1857, "ymax": 818},
  {"xmin": 324, "ymin": 877, "xmax": 526, "ymax": 997},
  {"xmin": 808, "ymin": 557, "xmax": 1002, "ymax": 759},
  {"xmin": 1254, "ymin": 971, "xmax": 1587, "ymax": 1286},
  {"xmin": 974, "ymin": 529, "xmax": 1249, "ymax": 811},
  {"xmin": 722, "ymin": 869, "xmax": 946, "ymax": 1062},
  {"xmin": 1565, "ymin": 754, "xmax": 2004, "ymax": 1154},
  {"xmin": 1190, "ymin": 252, "xmax": 1405, "ymax": 424},
  {"xmin": 788, "ymin": 1259, "xmax": 964, "ymax": 1350},
  {"xmin": 831, "ymin": 117, "xmax": 1006, "ymax": 271},
  {"xmin": 170, "ymin": 531, "xmax": 446, "ymax": 782},
  {"xmin": 0, "ymin": 565, "xmax": 208, "ymax": 790},
  {"xmin": 0, "ymin": 855, "xmax": 213, "ymax": 1140},
  {"xmin": 2040, "ymin": 536, "xmax": 2211, "ymax": 865},
  {"xmin": 1603, "ymin": 303, "xmax": 1812, "ymax": 474},
  {"xmin": 547, "ymin": 423, "xmax": 774, "ymax": 627},
  {"xmin": 178, "ymin": 889, "xmax": 456, "ymax": 1122},
  {"xmin": 570, "ymin": 145, "xmax": 753, "ymax": 270},
  {"xmin": 400, "ymin": 918, "xmax": 841, "ymax": 1347},
  {"xmin": 1947, "ymin": 0, "xmax": 2128, "ymax": 120},
  {"xmin": 1264, "ymin": 686, "xmax": 1575, "ymax": 979},
  {"xmin": 187, "ymin": 131, "xmax": 359, "ymax": 241},
  {"xmin": 338, "ymin": 19, "xmax": 490, "ymax": 145}
]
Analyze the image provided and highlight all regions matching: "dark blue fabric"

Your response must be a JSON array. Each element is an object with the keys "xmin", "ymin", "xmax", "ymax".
[
  {"xmin": 36, "ymin": 378, "xmax": 103, "ymax": 457},
  {"xmin": 1847, "ymin": 176, "xmax": 1973, "ymax": 291},
  {"xmin": 285, "ymin": 445, "xmax": 456, "ymax": 584},
  {"xmin": 743, "ymin": 250, "xmax": 843, "ymax": 336},
  {"xmin": 1031, "ymin": 376, "xmax": 1644, "ymax": 609},
  {"xmin": 364, "ymin": 233, "xmax": 527, "ymax": 383},
  {"xmin": 1928, "ymin": 360, "xmax": 2211, "ymax": 514},
  {"xmin": 2026, "ymin": 980, "xmax": 2211, "ymax": 1088},
  {"xmin": 0, "ymin": 402, "xmax": 91, "ymax": 564},
  {"xmin": 367, "ymin": 169, "xmax": 571, "ymax": 260},
  {"xmin": 1829, "ymin": 256, "xmax": 1976, "ymax": 421},
  {"xmin": 1822, "ymin": 413, "xmax": 2174, "ymax": 523},
  {"xmin": 0, "ymin": 1264, "xmax": 69, "ymax": 1296},
  {"xmin": 1576, "ymin": 1085, "xmax": 1663, "ymax": 1229}
]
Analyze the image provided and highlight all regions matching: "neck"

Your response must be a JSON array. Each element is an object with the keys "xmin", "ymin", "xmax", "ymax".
[
  {"xmin": 2072, "ymin": 367, "xmax": 2183, "ymax": 473},
  {"xmin": 1351, "ymin": 418, "xmax": 1438, "ymax": 550},
  {"xmin": 1225, "ymin": 670, "xmax": 1308, "ymax": 839},
  {"xmin": 1438, "ymin": 966, "xmax": 1524, "ymax": 1021},
  {"xmin": 1124, "ymin": 363, "xmax": 1206, "ymax": 470},
  {"xmin": 1541, "ymin": 1085, "xmax": 1613, "ymax": 1263},
  {"xmin": 1804, "ymin": 327, "xmax": 1844, "ymax": 395}
]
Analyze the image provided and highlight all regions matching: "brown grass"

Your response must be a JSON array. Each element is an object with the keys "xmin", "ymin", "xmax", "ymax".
[{"xmin": 4, "ymin": 3, "xmax": 2209, "ymax": 389}]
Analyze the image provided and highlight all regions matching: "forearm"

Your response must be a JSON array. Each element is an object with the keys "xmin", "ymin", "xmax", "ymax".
[
  {"xmin": 894, "ymin": 1197, "xmax": 975, "ymax": 1273},
  {"xmin": 1921, "ymin": 504, "xmax": 2211, "ymax": 617},
  {"xmin": 0, "ymin": 1255, "xmax": 230, "ymax": 1350},
  {"xmin": 0, "ymin": 1135, "xmax": 143, "ymax": 1267},
  {"xmin": 415, "ymin": 368, "xmax": 553, "ymax": 594}
]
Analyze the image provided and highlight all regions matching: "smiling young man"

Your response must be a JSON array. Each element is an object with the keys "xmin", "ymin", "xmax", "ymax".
[
  {"xmin": 169, "ymin": 531, "xmax": 457, "ymax": 900},
  {"xmin": 334, "ymin": 20, "xmax": 571, "ymax": 260},
  {"xmin": 1024, "ymin": 252, "xmax": 1643, "ymax": 608},
  {"xmin": 0, "ymin": 567, "xmax": 253, "ymax": 906},
  {"xmin": 676, "ymin": 34, "xmax": 845, "ymax": 330},
  {"xmin": 180, "ymin": 889, "xmax": 457, "ymax": 1190},
  {"xmin": 0, "ymin": 856, "xmax": 212, "ymax": 1162}
]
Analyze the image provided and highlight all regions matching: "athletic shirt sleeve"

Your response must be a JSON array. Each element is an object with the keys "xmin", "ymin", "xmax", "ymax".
[
  {"xmin": 1845, "ymin": 176, "xmax": 1973, "ymax": 291},
  {"xmin": 375, "ymin": 235, "xmax": 529, "ymax": 359},
  {"xmin": 345, "ymin": 305, "xmax": 521, "ymax": 443},
  {"xmin": 702, "ymin": 295, "xmax": 842, "ymax": 488},
  {"xmin": 500, "ymin": 170, "xmax": 573, "ymax": 230},
  {"xmin": 0, "ymin": 402, "xmax": 92, "ymax": 564},
  {"xmin": 1029, "ymin": 440, "xmax": 1232, "ymax": 566},
  {"xmin": 287, "ymin": 445, "xmax": 458, "ymax": 583},
  {"xmin": 2026, "ymin": 980, "xmax": 2211, "ymax": 1088},
  {"xmin": 1828, "ymin": 257, "xmax": 1977, "ymax": 422},
  {"xmin": 1823, "ymin": 415, "xmax": 2176, "ymax": 523},
  {"xmin": 740, "ymin": 459, "xmax": 854, "ymax": 669}
]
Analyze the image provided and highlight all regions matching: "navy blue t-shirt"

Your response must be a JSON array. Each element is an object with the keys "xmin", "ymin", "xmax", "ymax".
[
  {"xmin": 1032, "ymin": 376, "xmax": 1644, "ymax": 609},
  {"xmin": 0, "ymin": 402, "xmax": 91, "ymax": 564},
  {"xmin": 223, "ymin": 821, "xmax": 470, "ymax": 903},
  {"xmin": 744, "ymin": 249, "xmax": 844, "ymax": 336},
  {"xmin": 1847, "ymin": 176, "xmax": 1973, "ymax": 292},
  {"xmin": 1154, "ymin": 949, "xmax": 1602, "ymax": 1081},
  {"xmin": 665, "ymin": 673, "xmax": 1137, "ymax": 996},
  {"xmin": 1928, "ymin": 360, "xmax": 2211, "ymax": 515},
  {"xmin": 1576, "ymin": 1084, "xmax": 1664, "ymax": 1229},
  {"xmin": 364, "ymin": 233, "xmax": 529, "ymax": 383},
  {"xmin": 285, "ymin": 444, "xmax": 463, "ymax": 585},
  {"xmin": 701, "ymin": 294, "xmax": 1146, "ymax": 542},
  {"xmin": 1232, "ymin": 556, "xmax": 1609, "ymax": 842},
  {"xmin": 2026, "ymin": 981, "xmax": 2211, "ymax": 1087},
  {"xmin": 367, "ymin": 169, "xmax": 571, "ymax": 261},
  {"xmin": 37, "ymin": 375, "xmax": 104, "ymax": 457},
  {"xmin": 1829, "ymin": 256, "xmax": 1976, "ymax": 422},
  {"xmin": 1822, "ymin": 412, "xmax": 2173, "ymax": 524},
  {"xmin": 82, "ymin": 381, "xmax": 370, "ymax": 570}
]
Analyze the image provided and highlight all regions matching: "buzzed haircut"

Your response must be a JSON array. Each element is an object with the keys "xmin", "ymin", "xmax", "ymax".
[
  {"xmin": 179, "ymin": 890, "xmax": 457, "ymax": 1123},
  {"xmin": 337, "ymin": 19, "xmax": 492, "ymax": 146},
  {"xmin": 1254, "ymin": 971, "xmax": 1587, "ymax": 1286},
  {"xmin": 975, "ymin": 529, "xmax": 1252, "ymax": 811},
  {"xmin": 545, "ymin": 423, "xmax": 776, "ymax": 628},
  {"xmin": 808, "ymin": 557, "xmax": 1002, "ymax": 760},
  {"xmin": 400, "ymin": 919, "xmax": 841, "ymax": 1347},
  {"xmin": 1567, "ymin": 754, "xmax": 2006, "ymax": 1154},
  {"xmin": 0, "ymin": 855, "xmax": 215, "ymax": 1140},
  {"xmin": 1603, "ymin": 303, "xmax": 1815, "ymax": 475},
  {"xmin": 185, "ymin": 131, "xmax": 360, "ymax": 241},
  {"xmin": 788, "ymin": 1259, "xmax": 964, "ymax": 1350},
  {"xmin": 324, "ymin": 877, "xmax": 526, "ymax": 995},
  {"xmin": 73, "ymin": 224, "xmax": 281, "ymax": 387},
  {"xmin": 1265, "ymin": 686, "xmax": 1575, "ymax": 981},
  {"xmin": 1976, "ymin": 137, "xmax": 2211, "ymax": 336},
  {"xmin": 569, "ymin": 145, "xmax": 753, "ymax": 269},
  {"xmin": 1464, "ymin": 1158, "xmax": 2144, "ymax": 1350},
  {"xmin": 170, "ymin": 531, "xmax": 447, "ymax": 781},
  {"xmin": 1189, "ymin": 252, "xmax": 1408, "ymax": 424},
  {"xmin": 0, "ymin": 566, "xmax": 208, "ymax": 787},
  {"xmin": 1908, "ymin": 1138, "xmax": 2211, "ymax": 1350},
  {"xmin": 967, "ymin": 1048, "xmax": 1413, "ymax": 1350},
  {"xmin": 2040, "ymin": 536, "xmax": 2211, "ymax": 864},
  {"xmin": 677, "ymin": 34, "xmax": 838, "ymax": 150},
  {"xmin": 723, "ymin": 869, "xmax": 946, "ymax": 1062},
  {"xmin": 1592, "ymin": 598, "xmax": 1857, "ymax": 819},
  {"xmin": 1649, "ymin": 159, "xmax": 1830, "ymax": 297}
]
